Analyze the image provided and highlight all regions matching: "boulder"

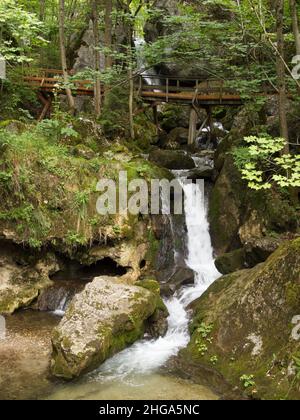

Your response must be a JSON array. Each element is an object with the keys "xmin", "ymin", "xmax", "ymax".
[
  {"xmin": 210, "ymin": 123, "xmax": 298, "ymax": 255},
  {"xmin": 184, "ymin": 239, "xmax": 300, "ymax": 400},
  {"xmin": 164, "ymin": 127, "xmax": 189, "ymax": 149},
  {"xmin": 149, "ymin": 149, "xmax": 195, "ymax": 170},
  {"xmin": 244, "ymin": 236, "xmax": 281, "ymax": 267},
  {"xmin": 160, "ymin": 267, "xmax": 195, "ymax": 295},
  {"xmin": 0, "ymin": 249, "xmax": 58, "ymax": 315},
  {"xmin": 160, "ymin": 105, "xmax": 192, "ymax": 132},
  {"xmin": 51, "ymin": 276, "xmax": 165, "ymax": 379},
  {"xmin": 214, "ymin": 248, "xmax": 246, "ymax": 275},
  {"xmin": 187, "ymin": 166, "xmax": 214, "ymax": 181}
]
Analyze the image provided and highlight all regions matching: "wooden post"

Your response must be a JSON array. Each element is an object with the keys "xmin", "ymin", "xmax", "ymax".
[{"xmin": 188, "ymin": 107, "xmax": 198, "ymax": 146}]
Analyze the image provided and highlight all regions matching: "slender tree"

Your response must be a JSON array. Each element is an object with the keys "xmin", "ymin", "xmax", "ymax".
[
  {"xmin": 104, "ymin": 0, "xmax": 113, "ymax": 69},
  {"xmin": 92, "ymin": 0, "xmax": 102, "ymax": 117},
  {"xmin": 290, "ymin": 0, "xmax": 300, "ymax": 55},
  {"xmin": 58, "ymin": 0, "xmax": 75, "ymax": 113},
  {"xmin": 39, "ymin": 0, "xmax": 46, "ymax": 21},
  {"xmin": 275, "ymin": 0, "xmax": 289, "ymax": 153}
]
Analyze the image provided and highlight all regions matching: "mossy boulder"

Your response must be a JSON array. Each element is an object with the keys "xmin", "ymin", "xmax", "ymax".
[
  {"xmin": 184, "ymin": 238, "xmax": 300, "ymax": 400},
  {"xmin": 210, "ymin": 106, "xmax": 299, "ymax": 255},
  {"xmin": 136, "ymin": 278, "xmax": 169, "ymax": 337},
  {"xmin": 214, "ymin": 248, "xmax": 246, "ymax": 275},
  {"xmin": 149, "ymin": 149, "xmax": 195, "ymax": 170},
  {"xmin": 187, "ymin": 166, "xmax": 214, "ymax": 181},
  {"xmin": 244, "ymin": 236, "xmax": 282, "ymax": 267},
  {"xmin": 51, "ymin": 276, "xmax": 164, "ymax": 379},
  {"xmin": 162, "ymin": 127, "xmax": 189, "ymax": 150}
]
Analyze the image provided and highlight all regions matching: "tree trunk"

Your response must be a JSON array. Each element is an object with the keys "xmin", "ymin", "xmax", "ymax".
[
  {"xmin": 276, "ymin": 0, "xmax": 289, "ymax": 153},
  {"xmin": 290, "ymin": 0, "xmax": 300, "ymax": 55},
  {"xmin": 92, "ymin": 0, "xmax": 101, "ymax": 117},
  {"xmin": 39, "ymin": 0, "xmax": 46, "ymax": 21},
  {"xmin": 104, "ymin": 0, "xmax": 113, "ymax": 69},
  {"xmin": 128, "ymin": 27, "xmax": 135, "ymax": 140},
  {"xmin": 58, "ymin": 0, "xmax": 75, "ymax": 113}
]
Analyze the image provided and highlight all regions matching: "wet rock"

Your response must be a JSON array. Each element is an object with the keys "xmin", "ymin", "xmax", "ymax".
[
  {"xmin": 187, "ymin": 166, "xmax": 214, "ymax": 181},
  {"xmin": 160, "ymin": 267, "xmax": 195, "ymax": 295},
  {"xmin": 149, "ymin": 149, "xmax": 195, "ymax": 170},
  {"xmin": 51, "ymin": 276, "xmax": 164, "ymax": 379},
  {"xmin": 214, "ymin": 248, "xmax": 246, "ymax": 275},
  {"xmin": 185, "ymin": 238, "xmax": 300, "ymax": 400},
  {"xmin": 136, "ymin": 279, "xmax": 169, "ymax": 338}
]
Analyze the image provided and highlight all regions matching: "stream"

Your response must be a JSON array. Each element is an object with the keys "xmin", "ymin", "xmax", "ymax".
[{"xmin": 0, "ymin": 168, "xmax": 221, "ymax": 400}]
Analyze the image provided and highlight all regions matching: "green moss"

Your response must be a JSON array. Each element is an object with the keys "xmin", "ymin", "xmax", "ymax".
[
  {"xmin": 184, "ymin": 238, "xmax": 300, "ymax": 400},
  {"xmin": 285, "ymin": 282, "xmax": 300, "ymax": 307}
]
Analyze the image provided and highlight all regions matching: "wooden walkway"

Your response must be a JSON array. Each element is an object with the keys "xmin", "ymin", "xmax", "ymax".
[
  {"xmin": 137, "ymin": 75, "xmax": 243, "ymax": 106},
  {"xmin": 23, "ymin": 69, "xmax": 244, "ymax": 119},
  {"xmin": 23, "ymin": 69, "xmax": 95, "ymax": 96}
]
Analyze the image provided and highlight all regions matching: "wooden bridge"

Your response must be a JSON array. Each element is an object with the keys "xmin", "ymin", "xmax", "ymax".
[
  {"xmin": 137, "ymin": 75, "xmax": 243, "ymax": 106},
  {"xmin": 23, "ymin": 70, "xmax": 243, "ymax": 105},
  {"xmin": 23, "ymin": 69, "xmax": 245, "ymax": 143}
]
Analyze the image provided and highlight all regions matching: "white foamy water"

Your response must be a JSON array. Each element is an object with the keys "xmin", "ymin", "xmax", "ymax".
[{"xmin": 90, "ymin": 173, "xmax": 220, "ymax": 381}]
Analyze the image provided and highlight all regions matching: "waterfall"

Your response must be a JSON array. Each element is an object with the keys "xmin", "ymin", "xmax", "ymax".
[
  {"xmin": 134, "ymin": 37, "xmax": 161, "ymax": 88},
  {"xmin": 53, "ymin": 294, "xmax": 68, "ymax": 317},
  {"xmin": 90, "ymin": 173, "xmax": 220, "ymax": 381}
]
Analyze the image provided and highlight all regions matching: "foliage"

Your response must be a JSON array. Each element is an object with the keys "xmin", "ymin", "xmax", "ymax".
[
  {"xmin": 232, "ymin": 136, "xmax": 300, "ymax": 190},
  {"xmin": 0, "ymin": 0, "xmax": 47, "ymax": 63},
  {"xmin": 240, "ymin": 374, "xmax": 256, "ymax": 389}
]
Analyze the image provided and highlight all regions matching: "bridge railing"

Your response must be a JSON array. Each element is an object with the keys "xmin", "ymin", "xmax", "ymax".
[
  {"xmin": 23, "ymin": 68, "xmax": 95, "ymax": 95},
  {"xmin": 137, "ymin": 74, "xmax": 242, "ymax": 103}
]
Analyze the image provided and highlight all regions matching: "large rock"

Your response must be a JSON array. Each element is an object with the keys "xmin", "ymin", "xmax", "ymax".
[
  {"xmin": 0, "ymin": 246, "xmax": 58, "ymax": 314},
  {"xmin": 243, "ymin": 236, "xmax": 281, "ymax": 267},
  {"xmin": 187, "ymin": 166, "xmax": 214, "ymax": 181},
  {"xmin": 184, "ymin": 239, "xmax": 300, "ymax": 400},
  {"xmin": 210, "ymin": 107, "xmax": 298, "ymax": 255},
  {"xmin": 214, "ymin": 248, "xmax": 246, "ymax": 275},
  {"xmin": 163, "ymin": 127, "xmax": 189, "ymax": 150},
  {"xmin": 160, "ymin": 267, "xmax": 195, "ymax": 295},
  {"xmin": 149, "ymin": 149, "xmax": 195, "ymax": 170},
  {"xmin": 51, "ymin": 277, "xmax": 166, "ymax": 379}
]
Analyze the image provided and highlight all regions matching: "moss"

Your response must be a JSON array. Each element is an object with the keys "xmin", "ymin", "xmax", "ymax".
[
  {"xmin": 136, "ymin": 278, "xmax": 168, "ymax": 313},
  {"xmin": 184, "ymin": 238, "xmax": 300, "ymax": 400},
  {"xmin": 285, "ymin": 282, "xmax": 300, "ymax": 307},
  {"xmin": 215, "ymin": 248, "xmax": 246, "ymax": 274}
]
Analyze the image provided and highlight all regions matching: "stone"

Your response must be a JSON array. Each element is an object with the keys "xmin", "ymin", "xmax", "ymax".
[
  {"xmin": 184, "ymin": 238, "xmax": 300, "ymax": 400},
  {"xmin": 243, "ymin": 236, "xmax": 281, "ymax": 267},
  {"xmin": 0, "ymin": 249, "xmax": 58, "ymax": 315},
  {"xmin": 187, "ymin": 166, "xmax": 214, "ymax": 181},
  {"xmin": 149, "ymin": 149, "xmax": 195, "ymax": 170},
  {"xmin": 160, "ymin": 267, "xmax": 195, "ymax": 295},
  {"xmin": 164, "ymin": 127, "xmax": 189, "ymax": 149},
  {"xmin": 51, "ymin": 276, "xmax": 164, "ymax": 379},
  {"xmin": 214, "ymin": 248, "xmax": 246, "ymax": 275}
]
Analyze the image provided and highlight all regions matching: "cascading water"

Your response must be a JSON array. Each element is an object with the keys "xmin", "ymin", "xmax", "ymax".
[{"xmin": 89, "ymin": 172, "xmax": 220, "ymax": 381}]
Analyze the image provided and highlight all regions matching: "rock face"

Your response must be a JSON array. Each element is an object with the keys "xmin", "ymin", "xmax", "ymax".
[
  {"xmin": 184, "ymin": 239, "xmax": 300, "ymax": 400},
  {"xmin": 0, "ymin": 245, "xmax": 58, "ymax": 314},
  {"xmin": 210, "ymin": 108, "xmax": 299, "ymax": 255},
  {"xmin": 51, "ymin": 277, "xmax": 166, "ymax": 379},
  {"xmin": 214, "ymin": 248, "xmax": 245, "ymax": 275},
  {"xmin": 149, "ymin": 149, "xmax": 195, "ymax": 170}
]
